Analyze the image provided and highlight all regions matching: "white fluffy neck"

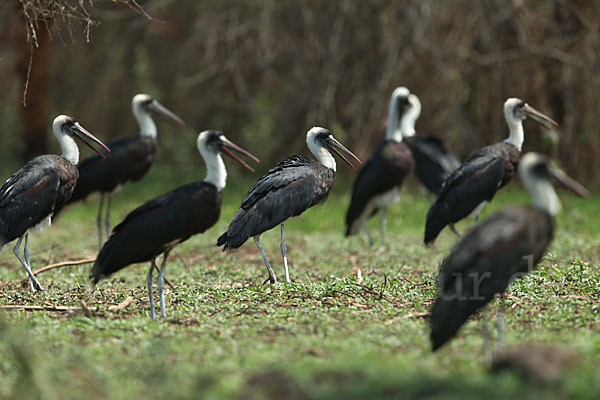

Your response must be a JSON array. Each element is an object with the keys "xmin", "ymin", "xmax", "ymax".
[
  {"xmin": 199, "ymin": 146, "xmax": 226, "ymax": 191},
  {"xmin": 55, "ymin": 129, "xmax": 79, "ymax": 165},
  {"xmin": 133, "ymin": 107, "xmax": 157, "ymax": 138},
  {"xmin": 386, "ymin": 95, "xmax": 403, "ymax": 142},
  {"xmin": 400, "ymin": 97, "xmax": 421, "ymax": 138},
  {"xmin": 530, "ymin": 180, "xmax": 560, "ymax": 216},
  {"xmin": 504, "ymin": 115, "xmax": 525, "ymax": 151},
  {"xmin": 307, "ymin": 132, "xmax": 336, "ymax": 171}
]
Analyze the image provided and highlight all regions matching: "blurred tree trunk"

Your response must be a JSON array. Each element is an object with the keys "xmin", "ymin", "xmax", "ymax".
[{"xmin": 15, "ymin": 1, "xmax": 52, "ymax": 161}]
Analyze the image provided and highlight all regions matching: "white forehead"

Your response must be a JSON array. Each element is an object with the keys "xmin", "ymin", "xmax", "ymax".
[
  {"xmin": 132, "ymin": 93, "xmax": 152, "ymax": 105},
  {"xmin": 392, "ymin": 86, "xmax": 410, "ymax": 98},
  {"xmin": 504, "ymin": 97, "xmax": 524, "ymax": 111}
]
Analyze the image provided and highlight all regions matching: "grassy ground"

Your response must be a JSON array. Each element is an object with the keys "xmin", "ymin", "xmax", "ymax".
[{"xmin": 0, "ymin": 163, "xmax": 598, "ymax": 399}]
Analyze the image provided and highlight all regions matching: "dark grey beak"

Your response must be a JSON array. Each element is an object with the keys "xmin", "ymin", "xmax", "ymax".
[
  {"xmin": 220, "ymin": 137, "xmax": 260, "ymax": 172},
  {"xmin": 547, "ymin": 163, "xmax": 590, "ymax": 198},
  {"xmin": 70, "ymin": 123, "xmax": 111, "ymax": 158},
  {"xmin": 148, "ymin": 101, "xmax": 186, "ymax": 127},
  {"xmin": 524, "ymin": 104, "xmax": 559, "ymax": 130},
  {"xmin": 325, "ymin": 136, "xmax": 362, "ymax": 170}
]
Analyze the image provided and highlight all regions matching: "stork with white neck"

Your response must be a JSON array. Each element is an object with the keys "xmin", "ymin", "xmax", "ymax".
[
  {"xmin": 0, "ymin": 115, "xmax": 110, "ymax": 292},
  {"xmin": 57, "ymin": 93, "xmax": 186, "ymax": 250},
  {"xmin": 424, "ymin": 98, "xmax": 558, "ymax": 245},
  {"xmin": 91, "ymin": 130, "xmax": 259, "ymax": 320},
  {"xmin": 218, "ymin": 127, "xmax": 361, "ymax": 284},
  {"xmin": 345, "ymin": 87, "xmax": 416, "ymax": 245},
  {"xmin": 430, "ymin": 152, "xmax": 589, "ymax": 352}
]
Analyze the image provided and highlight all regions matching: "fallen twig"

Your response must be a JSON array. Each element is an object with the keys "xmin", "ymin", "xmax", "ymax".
[
  {"xmin": 33, "ymin": 258, "xmax": 96, "ymax": 276},
  {"xmin": 0, "ymin": 304, "xmax": 97, "ymax": 312},
  {"xmin": 108, "ymin": 296, "xmax": 134, "ymax": 311}
]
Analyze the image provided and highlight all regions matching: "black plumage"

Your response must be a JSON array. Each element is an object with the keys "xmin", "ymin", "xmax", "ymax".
[
  {"xmin": 91, "ymin": 130, "xmax": 258, "ymax": 319},
  {"xmin": 345, "ymin": 140, "xmax": 414, "ymax": 241},
  {"xmin": 429, "ymin": 152, "xmax": 589, "ymax": 351},
  {"xmin": 405, "ymin": 135, "xmax": 461, "ymax": 195},
  {"xmin": 218, "ymin": 155, "xmax": 334, "ymax": 249},
  {"xmin": 0, "ymin": 115, "xmax": 109, "ymax": 292},
  {"xmin": 218, "ymin": 127, "xmax": 360, "ymax": 284},
  {"xmin": 424, "ymin": 98, "xmax": 558, "ymax": 245}
]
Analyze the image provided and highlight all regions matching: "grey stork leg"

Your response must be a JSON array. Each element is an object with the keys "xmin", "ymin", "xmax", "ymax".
[
  {"xmin": 97, "ymin": 193, "xmax": 105, "ymax": 250},
  {"xmin": 157, "ymin": 251, "xmax": 170, "ymax": 319},
  {"xmin": 482, "ymin": 318, "xmax": 492, "ymax": 368},
  {"xmin": 147, "ymin": 257, "xmax": 157, "ymax": 321},
  {"xmin": 449, "ymin": 223, "xmax": 463, "ymax": 240},
  {"xmin": 24, "ymin": 233, "xmax": 34, "ymax": 292},
  {"xmin": 497, "ymin": 297, "xmax": 506, "ymax": 349},
  {"xmin": 280, "ymin": 224, "xmax": 291, "ymax": 283},
  {"xmin": 379, "ymin": 207, "xmax": 387, "ymax": 245},
  {"xmin": 254, "ymin": 235, "xmax": 277, "ymax": 285},
  {"xmin": 362, "ymin": 220, "xmax": 375, "ymax": 246},
  {"xmin": 105, "ymin": 193, "xmax": 112, "ymax": 239},
  {"xmin": 13, "ymin": 234, "xmax": 43, "ymax": 292}
]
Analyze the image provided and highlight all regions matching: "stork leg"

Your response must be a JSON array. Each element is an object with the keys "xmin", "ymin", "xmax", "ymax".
[
  {"xmin": 157, "ymin": 251, "xmax": 170, "ymax": 319},
  {"xmin": 280, "ymin": 224, "xmax": 291, "ymax": 283},
  {"xmin": 497, "ymin": 297, "xmax": 506, "ymax": 349},
  {"xmin": 482, "ymin": 318, "xmax": 492, "ymax": 368},
  {"xmin": 105, "ymin": 193, "xmax": 112, "ymax": 239},
  {"xmin": 147, "ymin": 257, "xmax": 157, "ymax": 321},
  {"xmin": 449, "ymin": 223, "xmax": 463, "ymax": 240},
  {"xmin": 13, "ymin": 234, "xmax": 43, "ymax": 292},
  {"xmin": 379, "ymin": 207, "xmax": 387, "ymax": 245},
  {"xmin": 24, "ymin": 233, "xmax": 34, "ymax": 292},
  {"xmin": 362, "ymin": 220, "xmax": 375, "ymax": 246},
  {"xmin": 253, "ymin": 235, "xmax": 277, "ymax": 285},
  {"xmin": 97, "ymin": 193, "xmax": 105, "ymax": 250}
]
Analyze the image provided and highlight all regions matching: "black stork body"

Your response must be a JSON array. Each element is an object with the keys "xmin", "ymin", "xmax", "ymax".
[
  {"xmin": 429, "ymin": 152, "xmax": 589, "ymax": 352},
  {"xmin": 0, "ymin": 115, "xmax": 110, "ymax": 292},
  {"xmin": 345, "ymin": 87, "xmax": 415, "ymax": 245},
  {"xmin": 424, "ymin": 98, "xmax": 559, "ymax": 245},
  {"xmin": 218, "ymin": 127, "xmax": 361, "ymax": 284},
  {"xmin": 91, "ymin": 130, "xmax": 258, "ymax": 320},
  {"xmin": 59, "ymin": 94, "xmax": 185, "ymax": 249}
]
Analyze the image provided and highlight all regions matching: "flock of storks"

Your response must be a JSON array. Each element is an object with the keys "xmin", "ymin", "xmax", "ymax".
[{"xmin": 0, "ymin": 86, "xmax": 589, "ymax": 355}]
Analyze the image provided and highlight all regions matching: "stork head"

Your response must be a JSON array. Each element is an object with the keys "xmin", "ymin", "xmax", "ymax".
[
  {"xmin": 504, "ymin": 98, "xmax": 558, "ymax": 130},
  {"xmin": 306, "ymin": 127, "xmax": 361, "ymax": 171},
  {"xmin": 387, "ymin": 87, "xmax": 421, "ymax": 140},
  {"xmin": 132, "ymin": 94, "xmax": 186, "ymax": 126},
  {"xmin": 520, "ymin": 152, "xmax": 589, "ymax": 215},
  {"xmin": 52, "ymin": 115, "xmax": 110, "ymax": 158},
  {"xmin": 197, "ymin": 130, "xmax": 259, "ymax": 172}
]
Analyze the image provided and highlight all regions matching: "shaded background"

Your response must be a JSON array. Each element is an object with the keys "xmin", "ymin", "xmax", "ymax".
[{"xmin": 1, "ymin": 0, "xmax": 599, "ymax": 183}]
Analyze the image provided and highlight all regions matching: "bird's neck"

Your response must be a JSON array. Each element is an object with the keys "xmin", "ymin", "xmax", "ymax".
[
  {"xmin": 400, "ymin": 104, "xmax": 420, "ymax": 139},
  {"xmin": 504, "ymin": 118, "xmax": 524, "ymax": 151},
  {"xmin": 202, "ymin": 151, "xmax": 227, "ymax": 191},
  {"xmin": 57, "ymin": 133, "xmax": 79, "ymax": 164},
  {"xmin": 134, "ymin": 109, "xmax": 157, "ymax": 139},
  {"xmin": 386, "ymin": 101, "xmax": 403, "ymax": 143},
  {"xmin": 530, "ymin": 180, "xmax": 560, "ymax": 216},
  {"xmin": 307, "ymin": 139, "xmax": 336, "ymax": 171}
]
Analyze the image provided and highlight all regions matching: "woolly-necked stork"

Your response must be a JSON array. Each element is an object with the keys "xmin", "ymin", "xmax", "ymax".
[
  {"xmin": 400, "ymin": 92, "xmax": 461, "ymax": 194},
  {"xmin": 345, "ymin": 87, "xmax": 415, "ymax": 245},
  {"xmin": 429, "ymin": 152, "xmax": 589, "ymax": 352},
  {"xmin": 218, "ymin": 127, "xmax": 361, "ymax": 284},
  {"xmin": 59, "ymin": 94, "xmax": 185, "ymax": 249},
  {"xmin": 0, "ymin": 115, "xmax": 110, "ymax": 292},
  {"xmin": 424, "ymin": 98, "xmax": 558, "ymax": 245},
  {"xmin": 91, "ymin": 130, "xmax": 258, "ymax": 320}
]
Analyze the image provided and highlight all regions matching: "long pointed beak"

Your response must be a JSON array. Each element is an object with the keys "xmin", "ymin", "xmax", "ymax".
[
  {"xmin": 71, "ymin": 123, "xmax": 111, "ymax": 158},
  {"xmin": 149, "ymin": 101, "xmax": 187, "ymax": 127},
  {"xmin": 326, "ymin": 136, "xmax": 361, "ymax": 170},
  {"xmin": 524, "ymin": 104, "xmax": 559, "ymax": 130},
  {"xmin": 220, "ymin": 137, "xmax": 260, "ymax": 172},
  {"xmin": 547, "ymin": 163, "xmax": 590, "ymax": 198}
]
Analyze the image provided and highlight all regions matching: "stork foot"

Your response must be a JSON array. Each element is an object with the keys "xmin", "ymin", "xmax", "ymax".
[{"xmin": 262, "ymin": 276, "xmax": 276, "ymax": 285}]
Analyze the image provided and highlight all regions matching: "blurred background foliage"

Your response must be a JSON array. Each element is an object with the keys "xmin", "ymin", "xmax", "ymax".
[{"xmin": 1, "ymin": 0, "xmax": 599, "ymax": 183}]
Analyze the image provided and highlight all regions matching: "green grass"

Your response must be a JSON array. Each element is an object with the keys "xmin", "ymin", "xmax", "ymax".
[{"xmin": 0, "ymin": 164, "xmax": 599, "ymax": 399}]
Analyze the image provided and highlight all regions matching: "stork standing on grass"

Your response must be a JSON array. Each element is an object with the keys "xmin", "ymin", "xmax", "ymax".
[
  {"xmin": 91, "ymin": 130, "xmax": 258, "ymax": 320},
  {"xmin": 345, "ymin": 87, "xmax": 415, "ymax": 245},
  {"xmin": 0, "ymin": 115, "xmax": 110, "ymax": 292},
  {"xmin": 218, "ymin": 127, "xmax": 361, "ymax": 284},
  {"xmin": 429, "ymin": 152, "xmax": 589, "ymax": 353},
  {"xmin": 57, "ymin": 94, "xmax": 186, "ymax": 249},
  {"xmin": 424, "ymin": 98, "xmax": 559, "ymax": 245}
]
